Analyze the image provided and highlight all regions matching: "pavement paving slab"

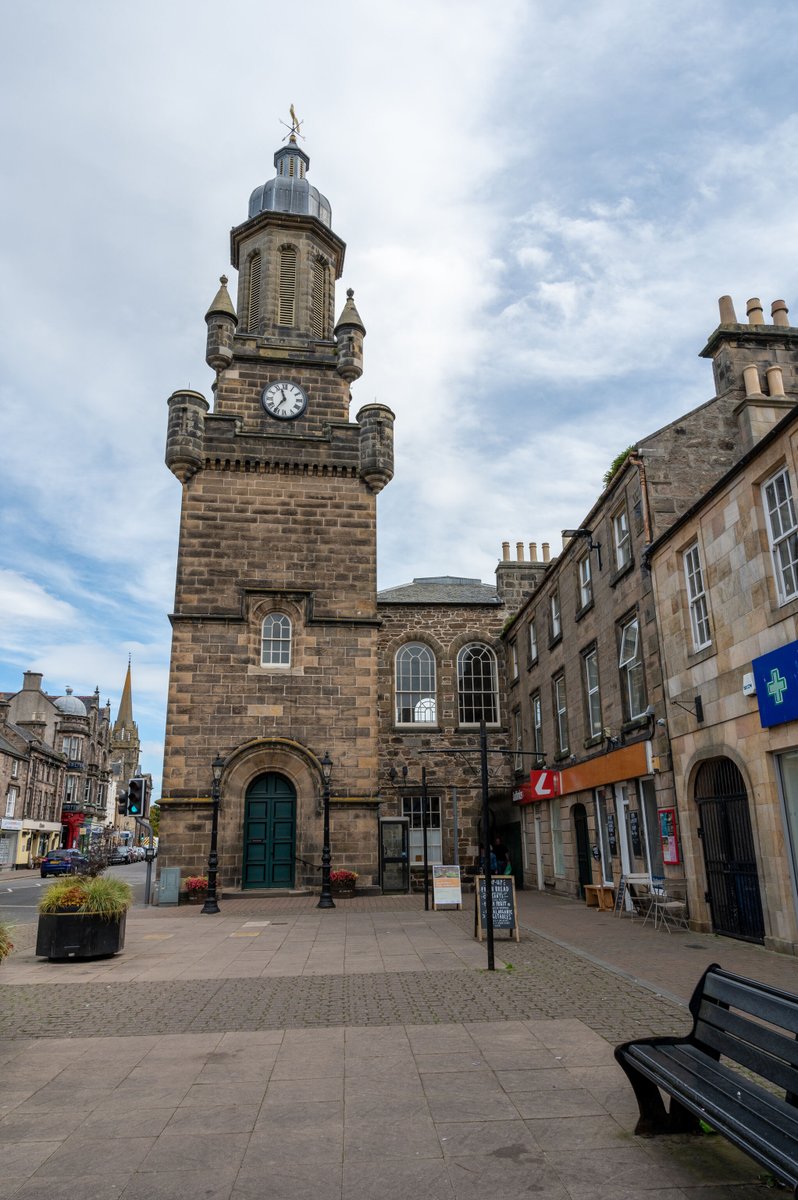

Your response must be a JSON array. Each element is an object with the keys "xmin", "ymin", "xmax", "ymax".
[{"xmin": 0, "ymin": 887, "xmax": 793, "ymax": 1197}]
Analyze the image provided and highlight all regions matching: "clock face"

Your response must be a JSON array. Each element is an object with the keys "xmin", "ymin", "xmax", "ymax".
[{"xmin": 261, "ymin": 380, "xmax": 308, "ymax": 420}]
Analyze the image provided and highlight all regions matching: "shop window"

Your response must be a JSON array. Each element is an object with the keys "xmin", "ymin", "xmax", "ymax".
[{"xmin": 395, "ymin": 643, "xmax": 437, "ymax": 724}]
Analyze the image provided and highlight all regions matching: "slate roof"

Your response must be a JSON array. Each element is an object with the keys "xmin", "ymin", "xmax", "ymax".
[{"xmin": 377, "ymin": 576, "xmax": 500, "ymax": 605}]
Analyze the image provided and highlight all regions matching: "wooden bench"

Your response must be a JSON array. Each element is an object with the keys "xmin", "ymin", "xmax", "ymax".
[{"xmin": 615, "ymin": 964, "xmax": 798, "ymax": 1195}]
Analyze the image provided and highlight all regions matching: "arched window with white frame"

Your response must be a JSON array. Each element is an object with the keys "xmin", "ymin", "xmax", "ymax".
[
  {"xmin": 261, "ymin": 613, "xmax": 292, "ymax": 667},
  {"xmin": 395, "ymin": 643, "xmax": 437, "ymax": 724},
  {"xmin": 457, "ymin": 643, "xmax": 499, "ymax": 725}
]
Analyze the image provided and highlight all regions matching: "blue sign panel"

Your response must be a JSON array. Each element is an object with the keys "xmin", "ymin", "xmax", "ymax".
[{"xmin": 752, "ymin": 641, "xmax": 798, "ymax": 728}]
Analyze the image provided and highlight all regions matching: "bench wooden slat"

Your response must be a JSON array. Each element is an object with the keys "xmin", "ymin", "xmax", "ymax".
[
  {"xmin": 630, "ymin": 1043, "xmax": 798, "ymax": 1142},
  {"xmin": 627, "ymin": 1044, "xmax": 798, "ymax": 1178},
  {"xmin": 702, "ymin": 971, "xmax": 798, "ymax": 1036},
  {"xmin": 696, "ymin": 1011, "xmax": 798, "ymax": 1094}
]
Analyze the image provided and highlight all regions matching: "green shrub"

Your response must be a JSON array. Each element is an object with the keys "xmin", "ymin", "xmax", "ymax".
[
  {"xmin": 0, "ymin": 919, "xmax": 14, "ymax": 962},
  {"xmin": 39, "ymin": 875, "xmax": 133, "ymax": 918}
]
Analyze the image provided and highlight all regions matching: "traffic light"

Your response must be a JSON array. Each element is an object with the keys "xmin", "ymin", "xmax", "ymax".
[
  {"xmin": 117, "ymin": 790, "xmax": 128, "ymax": 817},
  {"xmin": 127, "ymin": 777, "xmax": 148, "ymax": 817}
]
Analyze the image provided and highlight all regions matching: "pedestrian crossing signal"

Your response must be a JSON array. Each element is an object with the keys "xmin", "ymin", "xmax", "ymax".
[{"xmin": 128, "ymin": 777, "xmax": 148, "ymax": 817}]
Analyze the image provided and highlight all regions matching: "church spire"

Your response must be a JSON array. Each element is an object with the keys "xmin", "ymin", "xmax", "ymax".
[{"xmin": 114, "ymin": 657, "xmax": 135, "ymax": 733}]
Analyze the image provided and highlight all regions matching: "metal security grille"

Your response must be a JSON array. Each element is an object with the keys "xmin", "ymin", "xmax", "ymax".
[
  {"xmin": 247, "ymin": 253, "xmax": 261, "ymax": 331},
  {"xmin": 278, "ymin": 247, "xmax": 297, "ymax": 325},
  {"xmin": 695, "ymin": 757, "xmax": 764, "ymax": 943}
]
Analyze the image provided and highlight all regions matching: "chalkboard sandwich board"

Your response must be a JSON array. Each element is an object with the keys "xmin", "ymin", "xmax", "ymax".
[{"xmin": 474, "ymin": 875, "xmax": 520, "ymax": 942}]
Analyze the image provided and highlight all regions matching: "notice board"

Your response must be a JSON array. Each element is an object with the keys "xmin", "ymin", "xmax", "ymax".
[
  {"xmin": 432, "ymin": 865, "xmax": 462, "ymax": 909},
  {"xmin": 474, "ymin": 874, "xmax": 520, "ymax": 942}
]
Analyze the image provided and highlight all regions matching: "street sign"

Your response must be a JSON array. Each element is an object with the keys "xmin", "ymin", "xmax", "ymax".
[{"xmin": 527, "ymin": 769, "xmax": 561, "ymax": 800}]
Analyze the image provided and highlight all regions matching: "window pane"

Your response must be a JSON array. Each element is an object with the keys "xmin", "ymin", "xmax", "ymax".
[
  {"xmin": 262, "ymin": 613, "xmax": 292, "ymax": 666},
  {"xmin": 395, "ymin": 643, "xmax": 437, "ymax": 723},
  {"xmin": 458, "ymin": 644, "xmax": 498, "ymax": 724},
  {"xmin": 764, "ymin": 469, "xmax": 798, "ymax": 604}
]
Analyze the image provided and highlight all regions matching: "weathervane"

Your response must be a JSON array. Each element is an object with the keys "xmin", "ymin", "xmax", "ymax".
[{"xmin": 280, "ymin": 104, "xmax": 304, "ymax": 142}]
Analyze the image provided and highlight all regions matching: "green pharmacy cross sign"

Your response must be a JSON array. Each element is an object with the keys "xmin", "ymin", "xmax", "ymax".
[
  {"xmin": 767, "ymin": 668, "xmax": 788, "ymax": 705},
  {"xmin": 753, "ymin": 642, "xmax": 798, "ymax": 728}
]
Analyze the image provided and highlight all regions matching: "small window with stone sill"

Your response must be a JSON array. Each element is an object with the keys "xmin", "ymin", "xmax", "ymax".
[
  {"xmin": 577, "ymin": 553, "xmax": 592, "ymax": 612},
  {"xmin": 612, "ymin": 505, "xmax": 632, "ymax": 571},
  {"xmin": 549, "ymin": 592, "xmax": 562, "ymax": 645}
]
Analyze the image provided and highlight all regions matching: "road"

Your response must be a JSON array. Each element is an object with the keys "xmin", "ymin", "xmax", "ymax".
[{"xmin": 0, "ymin": 860, "xmax": 149, "ymax": 927}]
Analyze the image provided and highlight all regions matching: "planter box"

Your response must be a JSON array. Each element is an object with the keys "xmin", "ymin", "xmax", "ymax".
[
  {"xmin": 331, "ymin": 887, "xmax": 356, "ymax": 899},
  {"xmin": 36, "ymin": 911, "xmax": 127, "ymax": 960}
]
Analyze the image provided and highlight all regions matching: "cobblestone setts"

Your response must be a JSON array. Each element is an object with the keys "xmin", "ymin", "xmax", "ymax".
[{"xmin": 0, "ymin": 915, "xmax": 688, "ymax": 1043}]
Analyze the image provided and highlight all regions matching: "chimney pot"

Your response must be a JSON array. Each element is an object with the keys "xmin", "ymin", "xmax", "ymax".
[
  {"xmin": 743, "ymin": 364, "xmax": 764, "ymax": 398},
  {"xmin": 746, "ymin": 297, "xmax": 764, "ymax": 325},
  {"xmin": 529, "ymin": 542, "xmax": 537, "ymax": 562},
  {"xmin": 516, "ymin": 542, "xmax": 524, "ymax": 562},
  {"xmin": 502, "ymin": 541, "xmax": 510, "ymax": 562},
  {"xmin": 766, "ymin": 364, "xmax": 786, "ymax": 397},
  {"xmin": 542, "ymin": 542, "xmax": 551, "ymax": 563},
  {"xmin": 772, "ymin": 299, "xmax": 790, "ymax": 327},
  {"xmin": 718, "ymin": 295, "xmax": 737, "ymax": 324}
]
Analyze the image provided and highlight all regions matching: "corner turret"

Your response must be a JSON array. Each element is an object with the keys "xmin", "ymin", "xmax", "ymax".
[
  {"xmin": 166, "ymin": 389, "xmax": 209, "ymax": 483},
  {"xmin": 357, "ymin": 402, "xmax": 394, "ymax": 493},
  {"xmin": 335, "ymin": 288, "xmax": 366, "ymax": 383},
  {"xmin": 205, "ymin": 275, "xmax": 238, "ymax": 374}
]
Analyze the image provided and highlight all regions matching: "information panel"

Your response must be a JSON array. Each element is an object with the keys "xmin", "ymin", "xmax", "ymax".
[
  {"xmin": 432, "ymin": 865, "xmax": 462, "ymax": 909},
  {"xmin": 474, "ymin": 875, "xmax": 520, "ymax": 942}
]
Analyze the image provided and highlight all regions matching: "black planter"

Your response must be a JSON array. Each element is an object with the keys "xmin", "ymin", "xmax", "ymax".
[{"xmin": 36, "ymin": 911, "xmax": 127, "ymax": 960}]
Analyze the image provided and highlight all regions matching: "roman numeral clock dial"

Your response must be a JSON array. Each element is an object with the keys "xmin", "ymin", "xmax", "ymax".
[{"xmin": 261, "ymin": 380, "xmax": 308, "ymax": 420}]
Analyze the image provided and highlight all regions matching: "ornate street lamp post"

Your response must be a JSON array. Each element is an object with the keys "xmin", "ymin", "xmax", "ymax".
[
  {"xmin": 201, "ymin": 753, "xmax": 225, "ymax": 915},
  {"xmin": 317, "ymin": 751, "xmax": 335, "ymax": 910}
]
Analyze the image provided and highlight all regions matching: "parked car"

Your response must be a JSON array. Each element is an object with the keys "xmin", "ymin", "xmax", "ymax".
[
  {"xmin": 108, "ymin": 846, "xmax": 134, "ymax": 865},
  {"xmin": 40, "ymin": 849, "xmax": 89, "ymax": 878}
]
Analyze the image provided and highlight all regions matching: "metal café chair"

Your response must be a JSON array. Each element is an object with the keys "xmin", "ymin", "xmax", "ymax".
[{"xmin": 640, "ymin": 875, "xmax": 665, "ymax": 928}]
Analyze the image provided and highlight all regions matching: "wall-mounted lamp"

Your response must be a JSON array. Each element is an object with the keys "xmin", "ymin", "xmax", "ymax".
[
  {"xmin": 562, "ymin": 527, "xmax": 603, "ymax": 571},
  {"xmin": 673, "ymin": 695, "xmax": 704, "ymax": 724}
]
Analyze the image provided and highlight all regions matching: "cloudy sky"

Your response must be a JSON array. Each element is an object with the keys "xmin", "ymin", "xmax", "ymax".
[{"xmin": 2, "ymin": 1, "xmax": 798, "ymax": 792}]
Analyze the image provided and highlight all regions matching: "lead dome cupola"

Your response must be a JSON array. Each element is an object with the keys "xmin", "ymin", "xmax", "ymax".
[
  {"xmin": 248, "ymin": 136, "xmax": 332, "ymax": 227},
  {"xmin": 55, "ymin": 686, "xmax": 87, "ymax": 717}
]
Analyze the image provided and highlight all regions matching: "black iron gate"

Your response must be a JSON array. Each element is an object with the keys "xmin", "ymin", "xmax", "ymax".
[{"xmin": 694, "ymin": 758, "xmax": 764, "ymax": 943}]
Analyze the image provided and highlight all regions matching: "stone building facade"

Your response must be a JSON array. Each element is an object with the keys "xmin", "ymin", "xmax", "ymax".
[
  {"xmin": 0, "ymin": 671, "xmax": 114, "ymax": 863},
  {"xmin": 502, "ymin": 296, "xmax": 798, "ymax": 934},
  {"xmin": 650, "ymin": 396, "xmax": 798, "ymax": 955}
]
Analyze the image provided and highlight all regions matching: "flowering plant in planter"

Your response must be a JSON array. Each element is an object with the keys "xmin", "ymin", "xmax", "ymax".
[
  {"xmin": 330, "ymin": 870, "xmax": 358, "ymax": 888},
  {"xmin": 184, "ymin": 876, "xmax": 209, "ymax": 894},
  {"xmin": 0, "ymin": 919, "xmax": 14, "ymax": 963}
]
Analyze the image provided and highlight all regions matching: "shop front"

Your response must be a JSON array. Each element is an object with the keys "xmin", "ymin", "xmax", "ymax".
[
  {"xmin": 0, "ymin": 818, "xmax": 22, "ymax": 868},
  {"xmin": 17, "ymin": 820, "xmax": 62, "ymax": 868}
]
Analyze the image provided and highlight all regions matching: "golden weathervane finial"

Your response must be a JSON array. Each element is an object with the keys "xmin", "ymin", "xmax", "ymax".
[{"xmin": 281, "ymin": 104, "xmax": 304, "ymax": 142}]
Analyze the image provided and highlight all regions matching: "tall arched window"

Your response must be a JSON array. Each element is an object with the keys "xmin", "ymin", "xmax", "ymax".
[
  {"xmin": 278, "ymin": 246, "xmax": 297, "ymax": 326},
  {"xmin": 310, "ymin": 256, "xmax": 328, "ymax": 339},
  {"xmin": 395, "ymin": 643, "xmax": 437, "ymax": 724},
  {"xmin": 457, "ymin": 643, "xmax": 498, "ymax": 725},
  {"xmin": 261, "ymin": 613, "xmax": 292, "ymax": 667},
  {"xmin": 247, "ymin": 251, "xmax": 261, "ymax": 331}
]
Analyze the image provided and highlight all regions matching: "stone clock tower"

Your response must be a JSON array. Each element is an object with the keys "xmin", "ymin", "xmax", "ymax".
[{"xmin": 160, "ymin": 132, "xmax": 395, "ymax": 890}]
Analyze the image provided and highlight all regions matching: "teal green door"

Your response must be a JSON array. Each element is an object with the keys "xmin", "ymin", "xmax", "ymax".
[{"xmin": 243, "ymin": 774, "xmax": 296, "ymax": 889}]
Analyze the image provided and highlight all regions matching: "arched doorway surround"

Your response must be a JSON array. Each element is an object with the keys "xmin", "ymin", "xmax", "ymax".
[
  {"xmin": 216, "ymin": 738, "xmax": 325, "ymax": 890},
  {"xmin": 694, "ymin": 756, "xmax": 764, "ymax": 943}
]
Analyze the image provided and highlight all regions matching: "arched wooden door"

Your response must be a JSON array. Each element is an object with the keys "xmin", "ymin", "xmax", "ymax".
[
  {"xmin": 694, "ymin": 757, "xmax": 764, "ymax": 943},
  {"xmin": 243, "ymin": 773, "xmax": 296, "ymax": 889}
]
